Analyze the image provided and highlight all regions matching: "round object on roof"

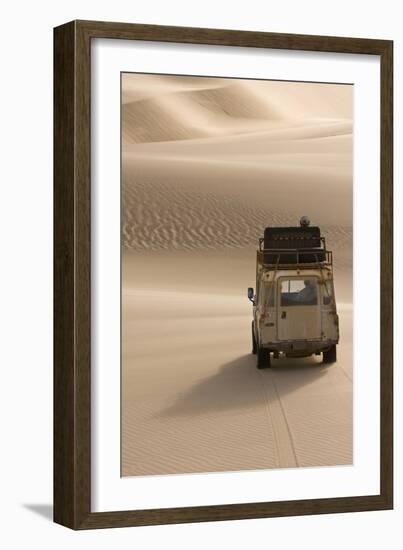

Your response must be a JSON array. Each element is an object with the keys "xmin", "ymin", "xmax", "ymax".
[{"xmin": 300, "ymin": 216, "xmax": 311, "ymax": 227}]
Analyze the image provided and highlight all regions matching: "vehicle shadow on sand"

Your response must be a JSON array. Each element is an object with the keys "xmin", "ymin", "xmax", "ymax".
[{"xmin": 158, "ymin": 354, "xmax": 332, "ymax": 418}]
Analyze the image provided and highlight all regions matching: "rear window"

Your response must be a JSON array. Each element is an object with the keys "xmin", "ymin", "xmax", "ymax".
[{"xmin": 280, "ymin": 278, "xmax": 318, "ymax": 306}]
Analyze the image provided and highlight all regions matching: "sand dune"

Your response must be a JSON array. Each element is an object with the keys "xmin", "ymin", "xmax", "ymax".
[
  {"xmin": 122, "ymin": 76, "xmax": 352, "ymax": 255},
  {"xmin": 122, "ymin": 74, "xmax": 352, "ymax": 143},
  {"xmin": 122, "ymin": 81, "xmax": 286, "ymax": 142},
  {"xmin": 122, "ymin": 74, "xmax": 231, "ymax": 103},
  {"xmin": 122, "ymin": 152, "xmax": 352, "ymax": 267},
  {"xmin": 122, "ymin": 175, "xmax": 352, "ymax": 267},
  {"xmin": 121, "ymin": 73, "xmax": 353, "ymax": 477},
  {"xmin": 124, "ymin": 123, "xmax": 353, "ymax": 153},
  {"xmin": 122, "ymin": 97, "xmax": 208, "ymax": 143}
]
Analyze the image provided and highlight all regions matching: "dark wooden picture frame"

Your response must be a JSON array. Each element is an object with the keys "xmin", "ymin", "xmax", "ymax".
[{"xmin": 54, "ymin": 20, "xmax": 393, "ymax": 530}]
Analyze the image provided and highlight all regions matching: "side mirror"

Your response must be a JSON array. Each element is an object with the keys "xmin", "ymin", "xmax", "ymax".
[{"xmin": 247, "ymin": 287, "xmax": 255, "ymax": 304}]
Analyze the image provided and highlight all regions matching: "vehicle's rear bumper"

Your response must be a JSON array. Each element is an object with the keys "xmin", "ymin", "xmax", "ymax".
[{"xmin": 262, "ymin": 339, "xmax": 338, "ymax": 355}]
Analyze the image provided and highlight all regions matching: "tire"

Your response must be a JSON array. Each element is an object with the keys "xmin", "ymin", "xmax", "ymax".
[
  {"xmin": 323, "ymin": 344, "xmax": 337, "ymax": 364},
  {"xmin": 257, "ymin": 346, "xmax": 271, "ymax": 369},
  {"xmin": 252, "ymin": 322, "xmax": 257, "ymax": 355}
]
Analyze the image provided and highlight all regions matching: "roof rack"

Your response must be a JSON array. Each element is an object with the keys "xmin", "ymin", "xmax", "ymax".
[{"xmin": 257, "ymin": 237, "xmax": 333, "ymax": 269}]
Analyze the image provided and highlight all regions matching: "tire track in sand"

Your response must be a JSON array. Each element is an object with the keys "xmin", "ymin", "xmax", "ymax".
[{"xmin": 258, "ymin": 369, "xmax": 299, "ymax": 468}]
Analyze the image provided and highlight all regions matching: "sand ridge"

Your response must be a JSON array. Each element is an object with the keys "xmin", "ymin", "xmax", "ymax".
[{"xmin": 122, "ymin": 74, "xmax": 353, "ymax": 140}]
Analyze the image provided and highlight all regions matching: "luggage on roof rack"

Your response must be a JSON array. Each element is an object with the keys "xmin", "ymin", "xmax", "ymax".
[
  {"xmin": 261, "ymin": 225, "xmax": 326, "ymax": 264},
  {"xmin": 263, "ymin": 226, "xmax": 321, "ymax": 250}
]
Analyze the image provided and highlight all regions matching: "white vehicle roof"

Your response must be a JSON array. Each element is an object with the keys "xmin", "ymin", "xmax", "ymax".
[{"xmin": 259, "ymin": 266, "xmax": 334, "ymax": 283}]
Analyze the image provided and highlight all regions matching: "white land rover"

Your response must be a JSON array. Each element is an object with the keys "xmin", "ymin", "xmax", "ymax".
[{"xmin": 248, "ymin": 217, "xmax": 339, "ymax": 369}]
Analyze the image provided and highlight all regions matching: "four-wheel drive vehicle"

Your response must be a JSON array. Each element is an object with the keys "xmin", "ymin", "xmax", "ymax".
[{"xmin": 247, "ymin": 218, "xmax": 339, "ymax": 369}]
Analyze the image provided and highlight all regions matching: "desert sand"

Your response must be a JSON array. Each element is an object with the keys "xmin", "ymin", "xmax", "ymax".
[{"xmin": 121, "ymin": 74, "xmax": 353, "ymax": 476}]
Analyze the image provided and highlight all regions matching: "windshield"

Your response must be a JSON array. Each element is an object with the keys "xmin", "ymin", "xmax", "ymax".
[{"xmin": 280, "ymin": 277, "xmax": 318, "ymax": 306}]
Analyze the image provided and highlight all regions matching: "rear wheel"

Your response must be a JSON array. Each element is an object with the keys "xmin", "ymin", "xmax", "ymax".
[
  {"xmin": 323, "ymin": 345, "xmax": 337, "ymax": 364},
  {"xmin": 257, "ymin": 346, "xmax": 271, "ymax": 369},
  {"xmin": 252, "ymin": 322, "xmax": 257, "ymax": 354}
]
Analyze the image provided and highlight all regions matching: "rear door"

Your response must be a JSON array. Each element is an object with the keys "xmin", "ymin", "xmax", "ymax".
[{"xmin": 277, "ymin": 277, "xmax": 321, "ymax": 341}]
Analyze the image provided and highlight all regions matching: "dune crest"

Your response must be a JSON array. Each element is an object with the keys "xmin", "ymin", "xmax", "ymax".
[{"xmin": 122, "ymin": 74, "xmax": 352, "ymax": 144}]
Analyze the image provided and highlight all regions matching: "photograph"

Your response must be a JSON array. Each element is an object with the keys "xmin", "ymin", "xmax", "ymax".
[{"xmin": 121, "ymin": 73, "xmax": 353, "ymax": 477}]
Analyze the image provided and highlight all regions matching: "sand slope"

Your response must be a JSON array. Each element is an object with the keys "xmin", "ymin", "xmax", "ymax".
[{"xmin": 122, "ymin": 75, "xmax": 353, "ymax": 142}]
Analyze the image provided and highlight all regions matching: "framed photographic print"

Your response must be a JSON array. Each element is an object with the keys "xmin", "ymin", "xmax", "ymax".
[{"xmin": 54, "ymin": 20, "xmax": 393, "ymax": 529}]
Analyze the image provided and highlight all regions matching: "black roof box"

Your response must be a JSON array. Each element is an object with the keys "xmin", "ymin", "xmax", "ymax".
[{"xmin": 264, "ymin": 226, "xmax": 321, "ymax": 250}]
